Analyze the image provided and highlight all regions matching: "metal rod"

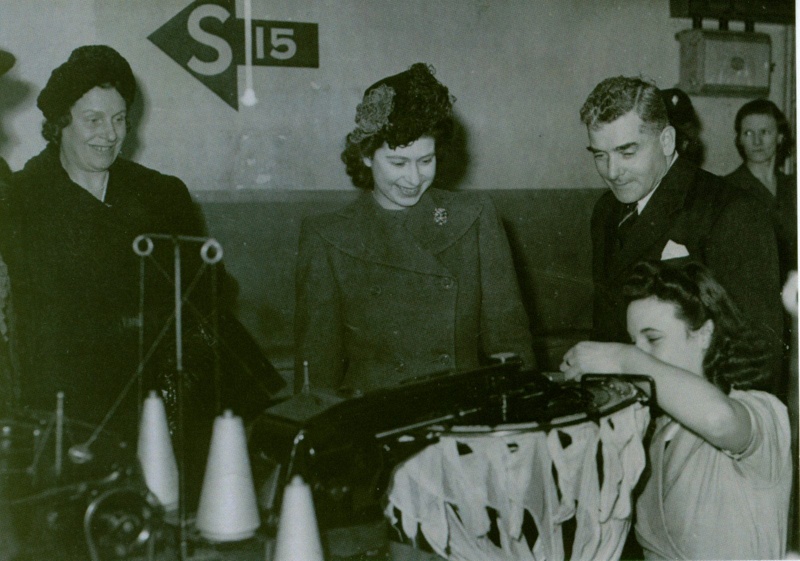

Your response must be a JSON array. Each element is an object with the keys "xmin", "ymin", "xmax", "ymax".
[
  {"xmin": 302, "ymin": 360, "xmax": 311, "ymax": 395},
  {"xmin": 54, "ymin": 392, "xmax": 64, "ymax": 479},
  {"xmin": 140, "ymin": 233, "xmax": 213, "ymax": 243},
  {"xmin": 212, "ymin": 264, "xmax": 221, "ymax": 414},
  {"xmin": 173, "ymin": 240, "xmax": 188, "ymax": 561},
  {"xmin": 138, "ymin": 257, "xmax": 145, "ymax": 423}
]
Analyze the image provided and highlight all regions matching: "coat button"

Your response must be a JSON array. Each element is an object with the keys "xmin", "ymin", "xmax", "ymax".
[
  {"xmin": 441, "ymin": 277, "xmax": 455, "ymax": 290},
  {"xmin": 438, "ymin": 353, "xmax": 451, "ymax": 365},
  {"xmin": 395, "ymin": 361, "xmax": 405, "ymax": 372},
  {"xmin": 370, "ymin": 285, "xmax": 382, "ymax": 296}
]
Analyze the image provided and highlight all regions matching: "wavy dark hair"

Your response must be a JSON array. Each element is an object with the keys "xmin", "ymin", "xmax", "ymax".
[
  {"xmin": 734, "ymin": 98, "xmax": 793, "ymax": 168},
  {"xmin": 341, "ymin": 63, "xmax": 455, "ymax": 190},
  {"xmin": 580, "ymin": 76, "xmax": 669, "ymax": 135},
  {"xmin": 623, "ymin": 260, "xmax": 773, "ymax": 394}
]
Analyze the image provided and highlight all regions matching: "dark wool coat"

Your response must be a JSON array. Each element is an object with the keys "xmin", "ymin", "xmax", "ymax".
[
  {"xmin": 724, "ymin": 164, "xmax": 797, "ymax": 281},
  {"xmin": 0, "ymin": 146, "xmax": 204, "ymax": 436},
  {"xmin": 294, "ymin": 188, "xmax": 535, "ymax": 394},
  {"xmin": 591, "ymin": 156, "xmax": 783, "ymax": 363}
]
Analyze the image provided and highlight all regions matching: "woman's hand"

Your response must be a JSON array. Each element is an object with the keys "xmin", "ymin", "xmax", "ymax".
[
  {"xmin": 559, "ymin": 341, "xmax": 633, "ymax": 380},
  {"xmin": 563, "ymin": 340, "xmax": 753, "ymax": 453}
]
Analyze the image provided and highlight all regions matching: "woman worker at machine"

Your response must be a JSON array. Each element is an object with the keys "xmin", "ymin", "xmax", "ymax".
[
  {"xmin": 294, "ymin": 62, "xmax": 535, "ymax": 396},
  {"xmin": 560, "ymin": 260, "xmax": 791, "ymax": 560}
]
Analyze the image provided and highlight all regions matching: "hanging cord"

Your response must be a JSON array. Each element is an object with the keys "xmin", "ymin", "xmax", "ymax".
[{"xmin": 240, "ymin": 0, "xmax": 258, "ymax": 106}]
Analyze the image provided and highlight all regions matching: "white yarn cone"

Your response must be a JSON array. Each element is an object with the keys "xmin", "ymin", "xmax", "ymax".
[
  {"xmin": 273, "ymin": 475, "xmax": 323, "ymax": 561},
  {"xmin": 196, "ymin": 409, "xmax": 260, "ymax": 542},
  {"xmin": 137, "ymin": 391, "xmax": 179, "ymax": 512}
]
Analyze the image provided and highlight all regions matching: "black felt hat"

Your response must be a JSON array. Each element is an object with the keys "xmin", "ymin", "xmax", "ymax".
[
  {"xmin": 0, "ymin": 49, "xmax": 15, "ymax": 76},
  {"xmin": 348, "ymin": 63, "xmax": 455, "ymax": 148},
  {"xmin": 37, "ymin": 45, "xmax": 136, "ymax": 121}
]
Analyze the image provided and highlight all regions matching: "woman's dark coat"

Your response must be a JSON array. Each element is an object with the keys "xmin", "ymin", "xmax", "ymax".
[
  {"xmin": 294, "ymin": 188, "xmax": 535, "ymax": 394},
  {"xmin": 0, "ymin": 145, "xmax": 203, "ymax": 436},
  {"xmin": 725, "ymin": 164, "xmax": 797, "ymax": 280}
]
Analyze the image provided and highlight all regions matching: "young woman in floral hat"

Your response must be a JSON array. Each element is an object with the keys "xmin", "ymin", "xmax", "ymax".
[{"xmin": 295, "ymin": 63, "xmax": 535, "ymax": 395}]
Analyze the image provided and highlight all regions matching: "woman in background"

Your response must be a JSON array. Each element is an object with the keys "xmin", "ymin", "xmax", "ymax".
[
  {"xmin": 725, "ymin": 99, "xmax": 796, "ymax": 280},
  {"xmin": 560, "ymin": 260, "xmax": 791, "ymax": 560},
  {"xmin": 295, "ymin": 63, "xmax": 534, "ymax": 396}
]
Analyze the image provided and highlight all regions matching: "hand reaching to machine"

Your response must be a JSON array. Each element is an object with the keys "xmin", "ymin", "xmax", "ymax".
[{"xmin": 559, "ymin": 341, "xmax": 635, "ymax": 380}]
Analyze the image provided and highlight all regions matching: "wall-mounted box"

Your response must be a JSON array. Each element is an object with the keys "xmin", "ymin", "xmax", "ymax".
[
  {"xmin": 670, "ymin": 0, "xmax": 794, "ymax": 25},
  {"xmin": 676, "ymin": 29, "xmax": 771, "ymax": 97}
]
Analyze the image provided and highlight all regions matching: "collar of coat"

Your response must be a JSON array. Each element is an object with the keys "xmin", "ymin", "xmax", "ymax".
[
  {"xmin": 17, "ymin": 144, "xmax": 132, "ymax": 206},
  {"xmin": 11, "ymin": 145, "xmax": 181, "ymax": 240},
  {"xmin": 726, "ymin": 163, "xmax": 791, "ymax": 209},
  {"xmin": 311, "ymin": 188, "xmax": 484, "ymax": 276}
]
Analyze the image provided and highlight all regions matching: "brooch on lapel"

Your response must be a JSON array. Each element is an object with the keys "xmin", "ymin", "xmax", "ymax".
[{"xmin": 433, "ymin": 207, "xmax": 448, "ymax": 226}]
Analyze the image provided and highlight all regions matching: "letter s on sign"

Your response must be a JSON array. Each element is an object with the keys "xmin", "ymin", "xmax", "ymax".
[{"xmin": 187, "ymin": 4, "xmax": 233, "ymax": 76}]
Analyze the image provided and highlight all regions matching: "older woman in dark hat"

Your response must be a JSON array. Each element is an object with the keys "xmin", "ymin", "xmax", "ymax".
[
  {"xmin": 295, "ymin": 63, "xmax": 534, "ymax": 396},
  {"xmin": 0, "ymin": 45, "xmax": 207, "ymax": 439},
  {"xmin": 0, "ymin": 45, "xmax": 281, "ymax": 558}
]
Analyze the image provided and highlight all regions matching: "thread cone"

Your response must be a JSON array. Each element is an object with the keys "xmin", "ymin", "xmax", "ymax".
[
  {"xmin": 273, "ymin": 475, "xmax": 323, "ymax": 561},
  {"xmin": 137, "ymin": 391, "xmax": 179, "ymax": 512},
  {"xmin": 196, "ymin": 409, "xmax": 260, "ymax": 542}
]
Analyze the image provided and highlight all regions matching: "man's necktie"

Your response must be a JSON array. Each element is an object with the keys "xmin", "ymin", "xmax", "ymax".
[{"xmin": 617, "ymin": 202, "xmax": 638, "ymax": 249}]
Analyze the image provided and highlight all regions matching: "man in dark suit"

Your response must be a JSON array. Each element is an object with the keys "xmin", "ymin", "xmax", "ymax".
[{"xmin": 580, "ymin": 76, "xmax": 783, "ymax": 390}]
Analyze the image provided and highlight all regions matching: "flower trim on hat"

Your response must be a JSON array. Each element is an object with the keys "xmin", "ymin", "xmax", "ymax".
[{"xmin": 350, "ymin": 84, "xmax": 395, "ymax": 144}]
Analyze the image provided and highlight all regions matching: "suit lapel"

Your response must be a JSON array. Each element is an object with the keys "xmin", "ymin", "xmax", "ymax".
[{"xmin": 610, "ymin": 158, "xmax": 692, "ymax": 278}]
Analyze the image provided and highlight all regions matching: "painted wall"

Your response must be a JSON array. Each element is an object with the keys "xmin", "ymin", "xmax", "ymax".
[{"xmin": 0, "ymin": 0, "xmax": 794, "ymax": 194}]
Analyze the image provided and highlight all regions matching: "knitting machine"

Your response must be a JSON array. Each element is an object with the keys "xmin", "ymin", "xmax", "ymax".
[
  {"xmin": 248, "ymin": 359, "xmax": 655, "ymax": 531},
  {"xmin": 0, "ymin": 407, "xmax": 158, "ymax": 561}
]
